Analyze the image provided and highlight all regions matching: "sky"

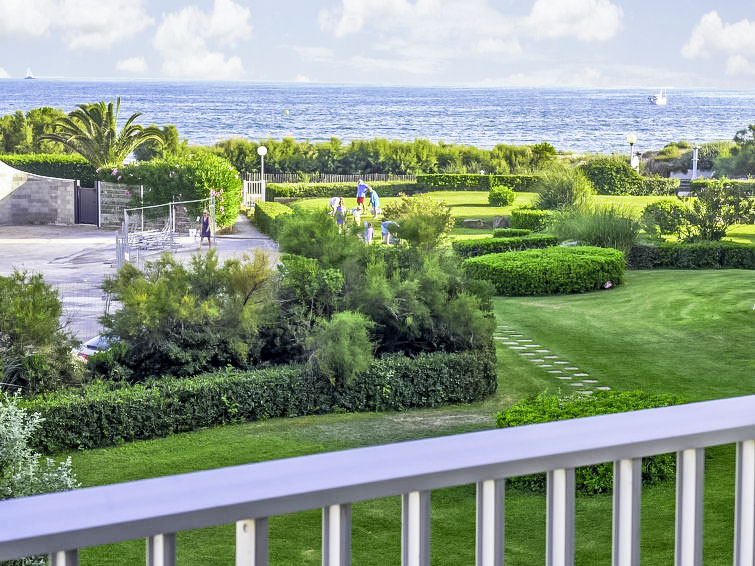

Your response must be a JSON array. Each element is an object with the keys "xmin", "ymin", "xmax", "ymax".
[{"xmin": 1, "ymin": 0, "xmax": 755, "ymax": 88}]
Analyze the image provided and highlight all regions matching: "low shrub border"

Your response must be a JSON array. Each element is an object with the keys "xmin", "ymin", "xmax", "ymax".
[
  {"xmin": 510, "ymin": 208, "xmax": 551, "ymax": 231},
  {"xmin": 628, "ymin": 241, "xmax": 755, "ymax": 270},
  {"xmin": 492, "ymin": 228, "xmax": 531, "ymax": 238},
  {"xmin": 463, "ymin": 246, "xmax": 625, "ymax": 296},
  {"xmin": 416, "ymin": 174, "xmax": 539, "ymax": 192},
  {"xmin": 24, "ymin": 348, "xmax": 497, "ymax": 453},
  {"xmin": 253, "ymin": 201, "xmax": 294, "ymax": 236},
  {"xmin": 452, "ymin": 234, "xmax": 558, "ymax": 259},
  {"xmin": 495, "ymin": 391, "xmax": 684, "ymax": 494}
]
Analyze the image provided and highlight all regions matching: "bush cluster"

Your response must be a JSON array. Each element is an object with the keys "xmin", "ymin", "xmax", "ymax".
[
  {"xmin": 548, "ymin": 205, "xmax": 641, "ymax": 256},
  {"xmin": 253, "ymin": 201, "xmax": 294, "ymax": 237},
  {"xmin": 495, "ymin": 391, "xmax": 684, "ymax": 494},
  {"xmin": 96, "ymin": 153, "xmax": 243, "ymax": 228},
  {"xmin": 579, "ymin": 157, "xmax": 679, "ymax": 196},
  {"xmin": 641, "ymin": 199, "xmax": 689, "ymax": 238},
  {"xmin": 463, "ymin": 246, "xmax": 625, "ymax": 296},
  {"xmin": 492, "ymin": 228, "xmax": 531, "ymax": 238},
  {"xmin": 510, "ymin": 208, "xmax": 552, "ymax": 231},
  {"xmin": 689, "ymin": 178, "xmax": 755, "ymax": 196},
  {"xmin": 627, "ymin": 241, "xmax": 755, "ymax": 270},
  {"xmin": 266, "ymin": 181, "xmax": 414, "ymax": 201},
  {"xmin": 381, "ymin": 193, "xmax": 455, "ymax": 250},
  {"xmin": 416, "ymin": 174, "xmax": 539, "ymax": 191},
  {"xmin": 488, "ymin": 185, "xmax": 515, "ymax": 206},
  {"xmin": 533, "ymin": 166, "xmax": 594, "ymax": 210},
  {"xmin": 0, "ymin": 153, "xmax": 96, "ymax": 187},
  {"xmin": 452, "ymin": 234, "xmax": 558, "ymax": 259},
  {"xmin": 24, "ymin": 348, "xmax": 497, "ymax": 452}
]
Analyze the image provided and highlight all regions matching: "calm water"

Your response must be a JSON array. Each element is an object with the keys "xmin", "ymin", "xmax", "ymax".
[{"xmin": 1, "ymin": 80, "xmax": 753, "ymax": 154}]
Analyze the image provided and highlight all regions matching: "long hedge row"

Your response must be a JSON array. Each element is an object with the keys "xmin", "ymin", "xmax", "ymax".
[
  {"xmin": 463, "ymin": 246, "xmax": 625, "ymax": 296},
  {"xmin": 452, "ymin": 234, "xmax": 559, "ymax": 258},
  {"xmin": 416, "ymin": 174, "xmax": 539, "ymax": 191},
  {"xmin": 628, "ymin": 241, "xmax": 755, "ymax": 270},
  {"xmin": 266, "ymin": 181, "xmax": 415, "ymax": 201},
  {"xmin": 24, "ymin": 349, "xmax": 497, "ymax": 453},
  {"xmin": 253, "ymin": 201, "xmax": 293, "ymax": 236},
  {"xmin": 0, "ymin": 153, "xmax": 97, "ymax": 186},
  {"xmin": 690, "ymin": 178, "xmax": 755, "ymax": 195}
]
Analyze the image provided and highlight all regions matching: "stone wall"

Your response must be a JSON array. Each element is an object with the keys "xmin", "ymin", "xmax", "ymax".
[
  {"xmin": 0, "ymin": 161, "xmax": 75, "ymax": 225},
  {"xmin": 99, "ymin": 181, "xmax": 140, "ymax": 228}
]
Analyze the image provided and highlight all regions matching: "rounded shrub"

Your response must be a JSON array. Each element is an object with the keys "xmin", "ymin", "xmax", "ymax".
[
  {"xmin": 510, "ymin": 208, "xmax": 551, "ymax": 231},
  {"xmin": 495, "ymin": 391, "xmax": 684, "ymax": 494},
  {"xmin": 641, "ymin": 198, "xmax": 689, "ymax": 236},
  {"xmin": 462, "ymin": 246, "xmax": 625, "ymax": 295},
  {"xmin": 488, "ymin": 185, "xmax": 515, "ymax": 206}
]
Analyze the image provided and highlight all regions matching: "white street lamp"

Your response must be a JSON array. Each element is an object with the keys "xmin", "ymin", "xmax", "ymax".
[
  {"xmin": 257, "ymin": 145, "xmax": 267, "ymax": 193},
  {"xmin": 692, "ymin": 145, "xmax": 700, "ymax": 180},
  {"xmin": 626, "ymin": 133, "xmax": 636, "ymax": 158}
]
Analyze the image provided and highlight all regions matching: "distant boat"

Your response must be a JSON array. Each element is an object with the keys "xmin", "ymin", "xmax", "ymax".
[
  {"xmin": 648, "ymin": 88, "xmax": 666, "ymax": 105},
  {"xmin": 24, "ymin": 67, "xmax": 35, "ymax": 79}
]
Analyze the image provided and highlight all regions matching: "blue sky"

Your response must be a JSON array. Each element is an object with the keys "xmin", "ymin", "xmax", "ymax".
[{"xmin": 1, "ymin": 0, "xmax": 754, "ymax": 87}]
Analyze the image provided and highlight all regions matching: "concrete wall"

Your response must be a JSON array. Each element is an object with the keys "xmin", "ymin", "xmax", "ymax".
[{"xmin": 0, "ymin": 161, "xmax": 76, "ymax": 225}]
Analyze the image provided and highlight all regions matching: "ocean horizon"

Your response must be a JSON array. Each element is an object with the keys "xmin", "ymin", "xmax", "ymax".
[{"xmin": 1, "ymin": 79, "xmax": 752, "ymax": 154}]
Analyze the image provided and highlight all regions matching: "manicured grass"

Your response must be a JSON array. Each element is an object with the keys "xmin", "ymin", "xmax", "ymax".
[{"xmin": 62, "ymin": 270, "xmax": 753, "ymax": 565}]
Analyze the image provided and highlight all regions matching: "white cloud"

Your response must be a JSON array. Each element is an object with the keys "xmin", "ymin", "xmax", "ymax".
[
  {"xmin": 153, "ymin": 0, "xmax": 251, "ymax": 80},
  {"xmin": 725, "ymin": 55, "xmax": 755, "ymax": 76},
  {"xmin": 528, "ymin": 0, "xmax": 622, "ymax": 42},
  {"xmin": 0, "ymin": 0, "xmax": 152, "ymax": 48},
  {"xmin": 0, "ymin": 67, "xmax": 10, "ymax": 79},
  {"xmin": 116, "ymin": 57, "xmax": 148, "ymax": 73},
  {"xmin": 682, "ymin": 12, "xmax": 755, "ymax": 68},
  {"xmin": 294, "ymin": 46, "xmax": 335, "ymax": 62}
]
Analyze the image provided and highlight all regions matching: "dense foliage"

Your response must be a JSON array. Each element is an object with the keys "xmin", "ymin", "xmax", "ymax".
[
  {"xmin": 682, "ymin": 180, "xmax": 755, "ymax": 241},
  {"xmin": 24, "ymin": 349, "xmax": 497, "ymax": 452},
  {"xmin": 266, "ymin": 180, "xmax": 413, "ymax": 200},
  {"xmin": 547, "ymin": 205, "xmax": 641, "ymax": 255},
  {"xmin": 214, "ymin": 137, "xmax": 554, "ymax": 175},
  {"xmin": 463, "ymin": 246, "xmax": 625, "ymax": 296},
  {"xmin": 381, "ymin": 193, "xmax": 455, "ymax": 250},
  {"xmin": 0, "ymin": 271, "xmax": 81, "ymax": 395},
  {"xmin": 495, "ymin": 391, "xmax": 683, "ymax": 494},
  {"xmin": 488, "ymin": 184, "xmax": 515, "ymax": 206},
  {"xmin": 253, "ymin": 201, "xmax": 294, "ymax": 236},
  {"xmin": 579, "ymin": 156, "xmax": 679, "ymax": 195},
  {"xmin": 416, "ymin": 174, "xmax": 539, "ymax": 191},
  {"xmin": 96, "ymin": 152, "xmax": 243, "ymax": 228},
  {"xmin": 714, "ymin": 125, "xmax": 755, "ymax": 177},
  {"xmin": 0, "ymin": 107, "xmax": 68, "ymax": 154},
  {"xmin": 510, "ymin": 208, "xmax": 552, "ymax": 231},
  {"xmin": 627, "ymin": 241, "xmax": 755, "ymax": 270},
  {"xmin": 452, "ymin": 234, "xmax": 558, "ymax": 258},
  {"xmin": 0, "ymin": 153, "xmax": 96, "ymax": 186},
  {"xmin": 95, "ymin": 251, "xmax": 277, "ymax": 383},
  {"xmin": 533, "ymin": 166, "xmax": 594, "ymax": 210},
  {"xmin": 641, "ymin": 199, "xmax": 690, "ymax": 239}
]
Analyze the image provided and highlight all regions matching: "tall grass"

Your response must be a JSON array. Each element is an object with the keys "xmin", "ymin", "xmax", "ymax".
[
  {"xmin": 548, "ymin": 204, "xmax": 640, "ymax": 255},
  {"xmin": 533, "ymin": 165, "xmax": 594, "ymax": 210}
]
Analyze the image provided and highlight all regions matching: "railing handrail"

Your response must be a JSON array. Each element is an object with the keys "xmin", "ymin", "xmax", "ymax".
[{"xmin": 1, "ymin": 395, "xmax": 753, "ymax": 560}]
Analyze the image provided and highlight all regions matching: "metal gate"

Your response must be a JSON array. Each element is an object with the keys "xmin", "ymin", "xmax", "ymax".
[{"xmin": 75, "ymin": 183, "xmax": 98, "ymax": 225}]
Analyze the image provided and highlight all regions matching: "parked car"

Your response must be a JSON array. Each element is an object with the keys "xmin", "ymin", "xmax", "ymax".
[{"xmin": 75, "ymin": 335, "xmax": 113, "ymax": 361}]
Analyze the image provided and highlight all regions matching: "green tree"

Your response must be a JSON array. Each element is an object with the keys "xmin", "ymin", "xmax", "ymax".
[
  {"xmin": 381, "ymin": 193, "xmax": 455, "ymax": 250},
  {"xmin": 133, "ymin": 124, "xmax": 187, "ymax": 161},
  {"xmin": 684, "ymin": 180, "xmax": 755, "ymax": 241},
  {"xmin": 41, "ymin": 98, "xmax": 165, "ymax": 168},
  {"xmin": 306, "ymin": 311, "xmax": 374, "ymax": 386}
]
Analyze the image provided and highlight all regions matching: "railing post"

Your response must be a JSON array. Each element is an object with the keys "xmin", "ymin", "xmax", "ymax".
[
  {"xmin": 612, "ymin": 458, "xmax": 641, "ymax": 566},
  {"xmin": 236, "ymin": 518, "xmax": 268, "ymax": 566},
  {"xmin": 322, "ymin": 503, "xmax": 351, "ymax": 566},
  {"xmin": 546, "ymin": 468, "xmax": 575, "ymax": 566},
  {"xmin": 476, "ymin": 479, "xmax": 504, "ymax": 566},
  {"xmin": 734, "ymin": 440, "xmax": 755, "ymax": 566},
  {"xmin": 675, "ymin": 448, "xmax": 704, "ymax": 566},
  {"xmin": 402, "ymin": 490, "xmax": 430, "ymax": 566},
  {"xmin": 49, "ymin": 550, "xmax": 79, "ymax": 565},
  {"xmin": 146, "ymin": 533, "xmax": 176, "ymax": 566}
]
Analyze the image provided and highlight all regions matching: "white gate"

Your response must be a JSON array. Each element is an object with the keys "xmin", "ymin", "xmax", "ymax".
[{"xmin": 243, "ymin": 180, "xmax": 265, "ymax": 207}]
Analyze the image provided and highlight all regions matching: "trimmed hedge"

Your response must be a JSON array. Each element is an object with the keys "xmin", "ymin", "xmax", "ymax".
[
  {"xmin": 253, "ymin": 201, "xmax": 293, "ymax": 236},
  {"xmin": 452, "ymin": 234, "xmax": 558, "ymax": 259},
  {"xmin": 266, "ymin": 181, "xmax": 415, "ymax": 200},
  {"xmin": 492, "ymin": 228, "xmax": 531, "ymax": 238},
  {"xmin": 690, "ymin": 178, "xmax": 755, "ymax": 196},
  {"xmin": 496, "ymin": 391, "xmax": 684, "ymax": 494},
  {"xmin": 628, "ymin": 241, "xmax": 755, "ymax": 270},
  {"xmin": 510, "ymin": 208, "xmax": 552, "ymax": 231},
  {"xmin": 416, "ymin": 174, "xmax": 539, "ymax": 192},
  {"xmin": 24, "ymin": 348, "xmax": 497, "ymax": 453},
  {"xmin": 0, "ymin": 153, "xmax": 96, "ymax": 187},
  {"xmin": 641, "ymin": 177, "xmax": 680, "ymax": 195},
  {"xmin": 463, "ymin": 246, "xmax": 625, "ymax": 295}
]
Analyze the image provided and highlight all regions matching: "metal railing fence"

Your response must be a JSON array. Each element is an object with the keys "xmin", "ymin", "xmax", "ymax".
[{"xmin": 0, "ymin": 395, "xmax": 753, "ymax": 566}]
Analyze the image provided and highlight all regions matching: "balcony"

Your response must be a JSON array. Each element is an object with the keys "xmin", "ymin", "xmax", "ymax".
[{"xmin": 0, "ymin": 395, "xmax": 753, "ymax": 566}]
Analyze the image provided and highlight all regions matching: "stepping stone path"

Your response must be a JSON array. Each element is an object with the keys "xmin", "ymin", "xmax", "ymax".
[{"xmin": 496, "ymin": 324, "xmax": 612, "ymax": 393}]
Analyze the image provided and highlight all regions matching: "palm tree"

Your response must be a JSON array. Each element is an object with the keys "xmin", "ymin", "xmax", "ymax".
[{"xmin": 41, "ymin": 98, "xmax": 165, "ymax": 168}]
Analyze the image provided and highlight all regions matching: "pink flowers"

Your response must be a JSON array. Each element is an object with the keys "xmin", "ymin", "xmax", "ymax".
[
  {"xmin": 111, "ymin": 168, "xmax": 119, "ymax": 176},
  {"xmin": 603, "ymin": 281, "xmax": 613, "ymax": 289},
  {"xmin": 125, "ymin": 190, "xmax": 131, "ymax": 197},
  {"xmin": 117, "ymin": 175, "xmax": 122, "ymax": 181}
]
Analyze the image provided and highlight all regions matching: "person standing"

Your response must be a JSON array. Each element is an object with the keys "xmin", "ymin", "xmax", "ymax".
[
  {"xmin": 364, "ymin": 222, "xmax": 374, "ymax": 244},
  {"xmin": 199, "ymin": 210, "xmax": 212, "ymax": 249},
  {"xmin": 356, "ymin": 179, "xmax": 370, "ymax": 213},
  {"xmin": 335, "ymin": 198, "xmax": 347, "ymax": 232},
  {"xmin": 367, "ymin": 187, "xmax": 380, "ymax": 217}
]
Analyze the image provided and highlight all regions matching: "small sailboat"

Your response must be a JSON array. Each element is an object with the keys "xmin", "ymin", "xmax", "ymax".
[
  {"xmin": 648, "ymin": 88, "xmax": 666, "ymax": 105},
  {"xmin": 24, "ymin": 67, "xmax": 35, "ymax": 79}
]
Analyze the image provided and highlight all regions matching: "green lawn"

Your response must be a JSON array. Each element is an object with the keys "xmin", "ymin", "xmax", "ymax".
[{"xmin": 65, "ymin": 270, "xmax": 754, "ymax": 565}]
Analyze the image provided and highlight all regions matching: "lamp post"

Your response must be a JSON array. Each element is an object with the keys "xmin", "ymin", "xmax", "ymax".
[
  {"xmin": 692, "ymin": 145, "xmax": 700, "ymax": 180},
  {"xmin": 257, "ymin": 145, "xmax": 267, "ymax": 196},
  {"xmin": 626, "ymin": 133, "xmax": 639, "ymax": 172},
  {"xmin": 626, "ymin": 133, "xmax": 636, "ymax": 158}
]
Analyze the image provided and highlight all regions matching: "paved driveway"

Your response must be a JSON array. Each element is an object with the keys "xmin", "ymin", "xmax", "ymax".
[{"xmin": 0, "ymin": 217, "xmax": 276, "ymax": 340}]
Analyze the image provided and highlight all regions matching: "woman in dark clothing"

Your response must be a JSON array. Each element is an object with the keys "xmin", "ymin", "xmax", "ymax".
[{"xmin": 199, "ymin": 210, "xmax": 212, "ymax": 249}]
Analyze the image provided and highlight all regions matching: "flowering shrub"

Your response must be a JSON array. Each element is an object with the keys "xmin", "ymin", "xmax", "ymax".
[{"xmin": 96, "ymin": 153, "xmax": 242, "ymax": 228}]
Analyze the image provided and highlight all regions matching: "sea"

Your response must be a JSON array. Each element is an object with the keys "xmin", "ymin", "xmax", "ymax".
[{"xmin": 1, "ymin": 79, "xmax": 753, "ymax": 154}]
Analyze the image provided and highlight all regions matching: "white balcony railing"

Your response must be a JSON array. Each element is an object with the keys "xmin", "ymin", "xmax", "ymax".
[{"xmin": 0, "ymin": 395, "xmax": 753, "ymax": 566}]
